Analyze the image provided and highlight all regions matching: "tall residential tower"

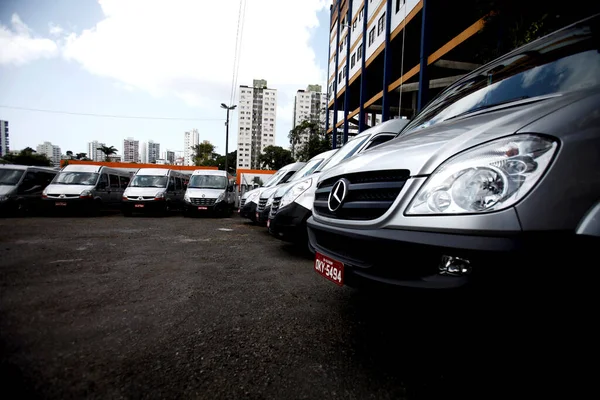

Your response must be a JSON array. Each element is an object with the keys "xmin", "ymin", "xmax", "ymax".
[
  {"xmin": 184, "ymin": 129, "xmax": 200, "ymax": 166},
  {"xmin": 237, "ymin": 79, "xmax": 277, "ymax": 170},
  {"xmin": 123, "ymin": 137, "xmax": 140, "ymax": 163}
]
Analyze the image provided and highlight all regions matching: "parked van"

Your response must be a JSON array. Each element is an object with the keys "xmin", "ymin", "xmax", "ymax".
[
  {"xmin": 183, "ymin": 170, "xmax": 236, "ymax": 216},
  {"xmin": 43, "ymin": 164, "xmax": 131, "ymax": 213},
  {"xmin": 122, "ymin": 168, "xmax": 187, "ymax": 216},
  {"xmin": 0, "ymin": 165, "xmax": 58, "ymax": 215}
]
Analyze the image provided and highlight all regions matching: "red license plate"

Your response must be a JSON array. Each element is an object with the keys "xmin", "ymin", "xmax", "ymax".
[
  {"xmin": 314, "ymin": 252, "xmax": 344, "ymax": 286},
  {"xmin": 198, "ymin": 206, "xmax": 208, "ymax": 210},
  {"xmin": 55, "ymin": 202, "xmax": 67, "ymax": 206},
  {"xmin": 134, "ymin": 204, "xmax": 144, "ymax": 208}
]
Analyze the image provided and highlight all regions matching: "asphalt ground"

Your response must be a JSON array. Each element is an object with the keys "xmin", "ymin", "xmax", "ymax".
[{"xmin": 0, "ymin": 212, "xmax": 592, "ymax": 399}]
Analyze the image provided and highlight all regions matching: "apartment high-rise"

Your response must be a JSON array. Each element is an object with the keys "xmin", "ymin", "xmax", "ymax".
[
  {"xmin": 123, "ymin": 137, "xmax": 139, "ymax": 163},
  {"xmin": 146, "ymin": 141, "xmax": 160, "ymax": 164},
  {"xmin": 237, "ymin": 79, "xmax": 277, "ymax": 170},
  {"xmin": 184, "ymin": 129, "xmax": 200, "ymax": 166},
  {"xmin": 87, "ymin": 140, "xmax": 105, "ymax": 161},
  {"xmin": 36, "ymin": 141, "xmax": 61, "ymax": 166},
  {"xmin": 165, "ymin": 150, "xmax": 175, "ymax": 164},
  {"xmin": 0, "ymin": 120, "xmax": 8, "ymax": 158},
  {"xmin": 292, "ymin": 84, "xmax": 327, "ymax": 153}
]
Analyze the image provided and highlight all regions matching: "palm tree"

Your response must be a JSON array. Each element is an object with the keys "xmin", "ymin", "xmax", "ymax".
[{"xmin": 98, "ymin": 145, "xmax": 117, "ymax": 162}]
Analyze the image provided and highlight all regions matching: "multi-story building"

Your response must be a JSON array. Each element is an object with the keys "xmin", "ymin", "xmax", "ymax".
[
  {"xmin": 87, "ymin": 140, "xmax": 105, "ymax": 161},
  {"xmin": 107, "ymin": 155, "xmax": 122, "ymax": 162},
  {"xmin": 146, "ymin": 141, "xmax": 160, "ymax": 164},
  {"xmin": 36, "ymin": 141, "xmax": 61, "ymax": 166},
  {"xmin": 184, "ymin": 129, "xmax": 200, "ymax": 166},
  {"xmin": 237, "ymin": 79, "xmax": 277, "ymax": 170},
  {"xmin": 326, "ymin": 0, "xmax": 494, "ymax": 147},
  {"xmin": 164, "ymin": 150, "xmax": 175, "ymax": 164},
  {"xmin": 0, "ymin": 120, "xmax": 8, "ymax": 158},
  {"xmin": 123, "ymin": 137, "xmax": 139, "ymax": 163},
  {"xmin": 292, "ymin": 84, "xmax": 328, "ymax": 153}
]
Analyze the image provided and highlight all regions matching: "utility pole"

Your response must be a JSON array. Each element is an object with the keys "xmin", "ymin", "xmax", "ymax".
[{"xmin": 220, "ymin": 103, "xmax": 237, "ymax": 176}]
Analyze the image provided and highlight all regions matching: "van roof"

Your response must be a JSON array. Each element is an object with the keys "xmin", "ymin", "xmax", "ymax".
[
  {"xmin": 62, "ymin": 164, "xmax": 102, "ymax": 173},
  {"xmin": 191, "ymin": 169, "xmax": 228, "ymax": 176},
  {"xmin": 135, "ymin": 168, "xmax": 170, "ymax": 176},
  {"xmin": 0, "ymin": 165, "xmax": 58, "ymax": 172}
]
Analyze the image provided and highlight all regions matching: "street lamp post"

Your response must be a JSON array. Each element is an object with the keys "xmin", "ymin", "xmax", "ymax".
[{"xmin": 220, "ymin": 103, "xmax": 237, "ymax": 176}]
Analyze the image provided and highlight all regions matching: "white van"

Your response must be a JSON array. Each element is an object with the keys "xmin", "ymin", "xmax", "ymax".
[
  {"xmin": 0, "ymin": 165, "xmax": 58, "ymax": 215},
  {"xmin": 183, "ymin": 170, "xmax": 236, "ymax": 216},
  {"xmin": 42, "ymin": 164, "xmax": 131, "ymax": 213},
  {"xmin": 122, "ymin": 168, "xmax": 187, "ymax": 216}
]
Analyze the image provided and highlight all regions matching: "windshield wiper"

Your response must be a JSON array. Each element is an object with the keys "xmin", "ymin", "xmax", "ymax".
[{"xmin": 445, "ymin": 96, "xmax": 531, "ymax": 121}]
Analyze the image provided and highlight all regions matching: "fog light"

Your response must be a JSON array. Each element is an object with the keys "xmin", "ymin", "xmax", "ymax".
[{"xmin": 439, "ymin": 255, "xmax": 472, "ymax": 276}]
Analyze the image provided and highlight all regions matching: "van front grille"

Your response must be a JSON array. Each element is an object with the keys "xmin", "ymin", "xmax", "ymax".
[
  {"xmin": 313, "ymin": 170, "xmax": 410, "ymax": 221},
  {"xmin": 257, "ymin": 198, "xmax": 268, "ymax": 213},
  {"xmin": 240, "ymin": 198, "xmax": 246, "ymax": 208},
  {"xmin": 269, "ymin": 197, "xmax": 282, "ymax": 218},
  {"xmin": 190, "ymin": 198, "xmax": 216, "ymax": 206}
]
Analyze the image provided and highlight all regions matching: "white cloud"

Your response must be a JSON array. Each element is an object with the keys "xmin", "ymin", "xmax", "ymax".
[
  {"xmin": 62, "ymin": 0, "xmax": 329, "ymax": 118},
  {"xmin": 48, "ymin": 22, "xmax": 64, "ymax": 36},
  {"xmin": 0, "ymin": 14, "xmax": 58, "ymax": 65}
]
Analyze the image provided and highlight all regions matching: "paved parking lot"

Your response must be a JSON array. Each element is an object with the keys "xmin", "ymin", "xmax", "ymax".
[{"xmin": 0, "ymin": 213, "xmax": 586, "ymax": 399}]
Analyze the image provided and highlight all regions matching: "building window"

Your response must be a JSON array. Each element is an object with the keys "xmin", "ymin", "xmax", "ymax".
[
  {"xmin": 358, "ymin": 44, "xmax": 363, "ymax": 59},
  {"xmin": 378, "ymin": 12, "xmax": 386, "ymax": 36},
  {"xmin": 343, "ymin": 66, "xmax": 347, "ymax": 78},
  {"xmin": 353, "ymin": 20, "xmax": 357, "ymax": 31},
  {"xmin": 338, "ymin": 72, "xmax": 342, "ymax": 83},
  {"xmin": 396, "ymin": 0, "xmax": 406, "ymax": 13},
  {"xmin": 351, "ymin": 53, "xmax": 356, "ymax": 68},
  {"xmin": 359, "ymin": 8, "xmax": 363, "ymax": 21},
  {"xmin": 368, "ymin": 27, "xmax": 375, "ymax": 46}
]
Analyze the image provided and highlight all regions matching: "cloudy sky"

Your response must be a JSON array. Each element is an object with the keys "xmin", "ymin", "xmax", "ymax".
[{"xmin": 0, "ymin": 0, "xmax": 330, "ymax": 157}]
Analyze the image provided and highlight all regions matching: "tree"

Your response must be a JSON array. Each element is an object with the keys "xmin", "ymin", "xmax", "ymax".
[
  {"xmin": 2, "ymin": 148, "xmax": 52, "ymax": 167},
  {"xmin": 258, "ymin": 146, "xmax": 295, "ymax": 170},
  {"xmin": 288, "ymin": 120, "xmax": 331, "ymax": 161},
  {"xmin": 192, "ymin": 141, "xmax": 215, "ymax": 165},
  {"xmin": 200, "ymin": 150, "xmax": 237, "ymax": 174},
  {"xmin": 98, "ymin": 145, "xmax": 117, "ymax": 162},
  {"xmin": 75, "ymin": 152, "xmax": 90, "ymax": 160},
  {"xmin": 66, "ymin": 150, "xmax": 73, "ymax": 159},
  {"xmin": 252, "ymin": 176, "xmax": 264, "ymax": 186}
]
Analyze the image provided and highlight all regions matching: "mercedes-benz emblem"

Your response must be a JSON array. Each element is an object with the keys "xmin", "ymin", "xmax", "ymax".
[
  {"xmin": 138, "ymin": 197, "xmax": 143, "ymax": 201},
  {"xmin": 202, "ymin": 194, "xmax": 205, "ymax": 198},
  {"xmin": 327, "ymin": 179, "xmax": 348, "ymax": 212},
  {"xmin": 59, "ymin": 194, "xmax": 65, "ymax": 199}
]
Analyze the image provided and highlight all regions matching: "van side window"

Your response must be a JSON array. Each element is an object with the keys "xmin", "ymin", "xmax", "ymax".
[
  {"xmin": 175, "ymin": 177, "xmax": 182, "ymax": 191},
  {"xmin": 98, "ymin": 174, "xmax": 109, "ymax": 189},
  {"xmin": 38, "ymin": 172, "xmax": 56, "ymax": 187},
  {"xmin": 168, "ymin": 177, "xmax": 175, "ymax": 191},
  {"xmin": 109, "ymin": 174, "xmax": 120, "ymax": 189},
  {"xmin": 119, "ymin": 175, "xmax": 130, "ymax": 188},
  {"xmin": 19, "ymin": 172, "xmax": 38, "ymax": 191},
  {"xmin": 281, "ymin": 171, "xmax": 296, "ymax": 184}
]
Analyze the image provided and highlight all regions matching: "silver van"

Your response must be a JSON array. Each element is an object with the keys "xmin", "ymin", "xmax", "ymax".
[
  {"xmin": 0, "ymin": 165, "xmax": 58, "ymax": 215},
  {"xmin": 307, "ymin": 15, "xmax": 600, "ymax": 290},
  {"xmin": 43, "ymin": 164, "xmax": 131, "ymax": 214},
  {"xmin": 122, "ymin": 168, "xmax": 187, "ymax": 216},
  {"xmin": 183, "ymin": 170, "xmax": 236, "ymax": 217}
]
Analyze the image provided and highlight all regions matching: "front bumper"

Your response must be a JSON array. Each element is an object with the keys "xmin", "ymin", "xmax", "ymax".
[
  {"xmin": 256, "ymin": 205, "xmax": 271, "ymax": 225},
  {"xmin": 240, "ymin": 201, "xmax": 257, "ymax": 220},
  {"xmin": 122, "ymin": 200, "xmax": 166, "ymax": 213},
  {"xmin": 269, "ymin": 202, "xmax": 311, "ymax": 242},
  {"xmin": 184, "ymin": 201, "xmax": 228, "ymax": 214},
  {"xmin": 42, "ymin": 197, "xmax": 95, "ymax": 212},
  {"xmin": 307, "ymin": 216, "xmax": 592, "ymax": 289}
]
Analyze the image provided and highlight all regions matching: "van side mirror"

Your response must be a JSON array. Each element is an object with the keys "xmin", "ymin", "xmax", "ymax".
[{"xmin": 228, "ymin": 185, "xmax": 234, "ymax": 192}]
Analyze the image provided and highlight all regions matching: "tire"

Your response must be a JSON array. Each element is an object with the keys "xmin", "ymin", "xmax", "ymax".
[{"xmin": 162, "ymin": 202, "xmax": 171, "ymax": 217}]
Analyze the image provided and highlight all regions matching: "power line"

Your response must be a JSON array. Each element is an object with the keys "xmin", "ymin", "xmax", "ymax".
[
  {"xmin": 229, "ymin": 0, "xmax": 247, "ymax": 106},
  {"xmin": 232, "ymin": 0, "xmax": 248, "ymax": 104},
  {"xmin": 0, "ymin": 105, "xmax": 225, "ymax": 121}
]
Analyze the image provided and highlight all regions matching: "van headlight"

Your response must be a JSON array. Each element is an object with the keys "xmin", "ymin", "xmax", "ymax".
[
  {"xmin": 184, "ymin": 193, "xmax": 191, "ymax": 203},
  {"xmin": 80, "ymin": 190, "xmax": 93, "ymax": 199},
  {"xmin": 155, "ymin": 191, "xmax": 166, "ymax": 200},
  {"xmin": 279, "ymin": 178, "xmax": 312, "ymax": 210},
  {"xmin": 405, "ymin": 135, "xmax": 557, "ymax": 215},
  {"xmin": 0, "ymin": 195, "xmax": 8, "ymax": 202},
  {"xmin": 216, "ymin": 192, "xmax": 225, "ymax": 202}
]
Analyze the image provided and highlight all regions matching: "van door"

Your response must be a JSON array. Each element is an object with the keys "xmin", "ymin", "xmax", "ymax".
[
  {"xmin": 16, "ymin": 171, "xmax": 40, "ymax": 209},
  {"xmin": 175, "ymin": 177, "xmax": 183, "ymax": 207},
  {"xmin": 166, "ymin": 176, "xmax": 176, "ymax": 204},
  {"xmin": 109, "ymin": 174, "xmax": 121, "ymax": 204},
  {"xmin": 96, "ymin": 173, "xmax": 109, "ymax": 202}
]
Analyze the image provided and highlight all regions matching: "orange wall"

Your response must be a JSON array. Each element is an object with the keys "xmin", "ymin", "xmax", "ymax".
[{"xmin": 61, "ymin": 160, "xmax": 218, "ymax": 171}]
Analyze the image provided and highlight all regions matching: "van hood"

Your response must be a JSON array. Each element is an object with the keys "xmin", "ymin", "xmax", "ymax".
[
  {"xmin": 259, "ymin": 186, "xmax": 279, "ymax": 200},
  {"xmin": 186, "ymin": 188, "xmax": 225, "ymax": 199},
  {"xmin": 320, "ymin": 92, "xmax": 586, "ymax": 180},
  {"xmin": 44, "ymin": 184, "xmax": 95, "ymax": 195},
  {"xmin": 0, "ymin": 185, "xmax": 15, "ymax": 196},
  {"xmin": 124, "ymin": 187, "xmax": 165, "ymax": 197}
]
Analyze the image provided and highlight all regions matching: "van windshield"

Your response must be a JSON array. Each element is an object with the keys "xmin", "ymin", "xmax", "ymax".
[
  {"xmin": 130, "ymin": 175, "xmax": 168, "ymax": 188},
  {"xmin": 317, "ymin": 136, "xmax": 370, "ymax": 172},
  {"xmin": 188, "ymin": 175, "xmax": 227, "ymax": 189},
  {"xmin": 0, "ymin": 169, "xmax": 25, "ymax": 185},
  {"xmin": 288, "ymin": 158, "xmax": 325, "ymax": 181},
  {"xmin": 402, "ymin": 19, "xmax": 600, "ymax": 136},
  {"xmin": 263, "ymin": 169, "xmax": 287, "ymax": 187},
  {"xmin": 54, "ymin": 172, "xmax": 99, "ymax": 185}
]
